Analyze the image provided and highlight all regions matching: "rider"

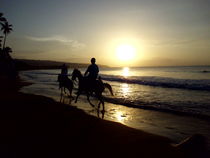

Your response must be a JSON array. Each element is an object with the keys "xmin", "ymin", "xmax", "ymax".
[
  {"xmin": 84, "ymin": 58, "xmax": 99, "ymax": 86},
  {"xmin": 61, "ymin": 63, "xmax": 68, "ymax": 80}
]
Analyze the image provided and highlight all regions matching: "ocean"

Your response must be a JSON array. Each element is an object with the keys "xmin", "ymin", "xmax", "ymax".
[{"xmin": 20, "ymin": 66, "xmax": 210, "ymax": 145}]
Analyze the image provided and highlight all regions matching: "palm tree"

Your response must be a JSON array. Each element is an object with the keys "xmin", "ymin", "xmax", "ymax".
[
  {"xmin": 0, "ymin": 13, "xmax": 7, "ymax": 23},
  {"xmin": 4, "ymin": 46, "xmax": 13, "ymax": 53},
  {"xmin": 1, "ymin": 21, "xmax": 13, "ymax": 49},
  {"xmin": 0, "ymin": 13, "xmax": 6, "ymax": 50},
  {"xmin": 0, "ymin": 36, "xmax": 3, "ymax": 48}
]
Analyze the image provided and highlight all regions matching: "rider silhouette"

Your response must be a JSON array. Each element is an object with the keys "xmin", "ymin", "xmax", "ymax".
[
  {"xmin": 84, "ymin": 58, "xmax": 99, "ymax": 79},
  {"xmin": 84, "ymin": 58, "xmax": 99, "ymax": 87},
  {"xmin": 61, "ymin": 64, "xmax": 68, "ymax": 76},
  {"xmin": 60, "ymin": 64, "xmax": 68, "ymax": 81}
]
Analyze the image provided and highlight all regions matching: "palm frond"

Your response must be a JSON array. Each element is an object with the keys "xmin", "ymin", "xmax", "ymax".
[{"xmin": 0, "ymin": 13, "xmax": 7, "ymax": 22}]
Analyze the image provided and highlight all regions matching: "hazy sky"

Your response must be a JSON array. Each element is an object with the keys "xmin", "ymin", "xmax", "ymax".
[{"xmin": 1, "ymin": 0, "xmax": 210, "ymax": 66}]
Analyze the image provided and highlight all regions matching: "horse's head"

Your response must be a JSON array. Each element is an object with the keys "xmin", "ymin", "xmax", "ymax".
[{"xmin": 72, "ymin": 68, "xmax": 82, "ymax": 81}]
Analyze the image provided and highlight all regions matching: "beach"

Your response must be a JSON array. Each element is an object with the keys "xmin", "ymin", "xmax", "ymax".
[
  {"xmin": 0, "ymin": 75, "xmax": 209, "ymax": 158},
  {"xmin": 20, "ymin": 68, "xmax": 210, "ymax": 146}
]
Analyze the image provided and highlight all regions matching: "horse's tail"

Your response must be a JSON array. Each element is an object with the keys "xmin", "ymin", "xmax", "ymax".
[
  {"xmin": 98, "ymin": 76, "xmax": 114, "ymax": 96},
  {"xmin": 104, "ymin": 83, "xmax": 114, "ymax": 96}
]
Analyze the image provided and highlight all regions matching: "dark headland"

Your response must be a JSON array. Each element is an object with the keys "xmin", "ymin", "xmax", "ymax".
[{"xmin": 14, "ymin": 59, "xmax": 109, "ymax": 70}]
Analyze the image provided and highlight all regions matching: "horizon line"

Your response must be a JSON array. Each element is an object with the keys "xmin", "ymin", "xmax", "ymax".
[{"xmin": 14, "ymin": 58, "xmax": 210, "ymax": 68}]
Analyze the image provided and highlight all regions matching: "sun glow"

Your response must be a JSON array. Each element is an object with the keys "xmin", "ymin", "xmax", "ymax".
[
  {"xmin": 116, "ymin": 44, "xmax": 136, "ymax": 61},
  {"xmin": 107, "ymin": 37, "xmax": 144, "ymax": 66}
]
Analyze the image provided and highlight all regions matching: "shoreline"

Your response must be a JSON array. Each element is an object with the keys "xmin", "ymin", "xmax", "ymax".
[
  {"xmin": 104, "ymin": 97, "xmax": 210, "ymax": 121},
  {"xmin": 19, "ymin": 69, "xmax": 210, "ymax": 121},
  {"xmin": 0, "ymin": 77, "xmax": 209, "ymax": 157}
]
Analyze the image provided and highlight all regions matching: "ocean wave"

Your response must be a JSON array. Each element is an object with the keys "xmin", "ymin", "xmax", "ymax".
[
  {"xmin": 201, "ymin": 70, "xmax": 210, "ymax": 73},
  {"xmin": 20, "ymin": 70, "xmax": 210, "ymax": 119},
  {"xmin": 101, "ymin": 75, "xmax": 210, "ymax": 91},
  {"xmin": 23, "ymin": 71, "xmax": 59, "ymax": 76},
  {"xmin": 22, "ymin": 71, "xmax": 210, "ymax": 91},
  {"xmin": 103, "ymin": 96, "xmax": 210, "ymax": 120}
]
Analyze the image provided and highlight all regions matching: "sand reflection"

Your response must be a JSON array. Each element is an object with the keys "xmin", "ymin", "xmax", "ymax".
[{"xmin": 115, "ymin": 111, "xmax": 127, "ymax": 123}]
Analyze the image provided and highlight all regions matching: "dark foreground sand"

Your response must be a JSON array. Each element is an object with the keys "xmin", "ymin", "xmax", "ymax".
[{"xmin": 0, "ymin": 77, "xmax": 208, "ymax": 158}]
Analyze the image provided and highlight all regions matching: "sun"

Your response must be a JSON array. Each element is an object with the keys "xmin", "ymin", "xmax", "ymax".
[{"xmin": 116, "ymin": 44, "xmax": 136, "ymax": 61}]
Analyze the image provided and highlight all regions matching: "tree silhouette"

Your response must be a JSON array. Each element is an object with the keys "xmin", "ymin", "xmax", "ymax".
[
  {"xmin": 4, "ymin": 46, "xmax": 12, "ymax": 53},
  {"xmin": 0, "ymin": 13, "xmax": 16, "ymax": 79},
  {"xmin": 1, "ymin": 21, "xmax": 13, "ymax": 49},
  {"xmin": 0, "ymin": 36, "xmax": 3, "ymax": 48},
  {"xmin": 0, "ymin": 13, "xmax": 7, "ymax": 49},
  {"xmin": 0, "ymin": 13, "xmax": 7, "ymax": 23}
]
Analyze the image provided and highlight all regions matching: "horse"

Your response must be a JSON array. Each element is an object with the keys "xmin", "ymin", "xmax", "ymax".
[
  {"xmin": 57, "ymin": 74, "xmax": 73, "ymax": 99},
  {"xmin": 71, "ymin": 68, "xmax": 113, "ymax": 110}
]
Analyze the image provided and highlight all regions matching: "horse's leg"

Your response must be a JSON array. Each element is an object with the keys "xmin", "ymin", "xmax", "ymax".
[
  {"xmin": 68, "ymin": 87, "xmax": 72, "ymax": 105},
  {"xmin": 102, "ymin": 100, "xmax": 105, "ymax": 111},
  {"xmin": 87, "ymin": 93, "xmax": 95, "ymax": 107},
  {"xmin": 86, "ymin": 92, "xmax": 90, "ymax": 105},
  {"xmin": 69, "ymin": 97, "xmax": 72, "ymax": 105},
  {"xmin": 66, "ymin": 82, "xmax": 73, "ymax": 104},
  {"xmin": 69, "ymin": 88, "xmax": 72, "ymax": 98},
  {"xmin": 70, "ymin": 83, "xmax": 74, "ymax": 99},
  {"xmin": 95, "ymin": 92, "xmax": 102, "ymax": 109},
  {"xmin": 62, "ymin": 87, "xmax": 64, "ymax": 96},
  {"xmin": 87, "ymin": 92, "xmax": 91, "ymax": 103},
  {"xmin": 98, "ymin": 101, "xmax": 101, "ymax": 109},
  {"xmin": 75, "ymin": 91, "xmax": 80, "ymax": 103},
  {"xmin": 98, "ymin": 94, "xmax": 105, "ymax": 111},
  {"xmin": 60, "ymin": 87, "xmax": 63, "ymax": 102}
]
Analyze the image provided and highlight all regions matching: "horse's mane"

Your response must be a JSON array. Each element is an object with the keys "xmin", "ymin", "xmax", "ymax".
[{"xmin": 72, "ymin": 68, "xmax": 83, "ymax": 77}]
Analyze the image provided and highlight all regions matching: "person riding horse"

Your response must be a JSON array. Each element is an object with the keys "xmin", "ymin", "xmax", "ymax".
[
  {"xmin": 71, "ymin": 68, "xmax": 113, "ymax": 110},
  {"xmin": 61, "ymin": 63, "xmax": 68, "ymax": 81},
  {"xmin": 84, "ymin": 58, "xmax": 99, "ymax": 88},
  {"xmin": 58, "ymin": 64, "xmax": 73, "ymax": 98}
]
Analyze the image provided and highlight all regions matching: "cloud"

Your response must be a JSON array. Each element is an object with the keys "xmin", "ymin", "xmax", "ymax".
[
  {"xmin": 26, "ymin": 35, "xmax": 86, "ymax": 50},
  {"xmin": 143, "ymin": 38, "xmax": 203, "ymax": 47}
]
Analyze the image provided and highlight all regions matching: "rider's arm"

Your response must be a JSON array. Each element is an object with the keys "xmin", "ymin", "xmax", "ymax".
[
  {"xmin": 96, "ymin": 65, "xmax": 99, "ymax": 73},
  {"xmin": 84, "ymin": 66, "xmax": 90, "ymax": 76}
]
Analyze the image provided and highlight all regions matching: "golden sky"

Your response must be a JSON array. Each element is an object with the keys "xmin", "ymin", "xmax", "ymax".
[{"xmin": 2, "ymin": 0, "xmax": 210, "ymax": 67}]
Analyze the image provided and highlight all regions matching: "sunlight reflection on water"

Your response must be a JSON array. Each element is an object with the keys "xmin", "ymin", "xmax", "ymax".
[
  {"xmin": 122, "ymin": 67, "xmax": 130, "ymax": 77},
  {"xmin": 121, "ymin": 83, "xmax": 130, "ymax": 97}
]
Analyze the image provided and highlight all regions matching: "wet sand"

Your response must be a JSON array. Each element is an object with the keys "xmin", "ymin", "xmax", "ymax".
[
  {"xmin": 70, "ymin": 96, "xmax": 210, "ymax": 144},
  {"xmin": 0, "ymin": 78, "xmax": 209, "ymax": 158}
]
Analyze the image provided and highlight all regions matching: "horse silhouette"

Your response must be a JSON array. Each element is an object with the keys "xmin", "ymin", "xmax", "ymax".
[
  {"xmin": 57, "ymin": 74, "xmax": 73, "ymax": 99},
  {"xmin": 71, "ymin": 68, "xmax": 113, "ymax": 110}
]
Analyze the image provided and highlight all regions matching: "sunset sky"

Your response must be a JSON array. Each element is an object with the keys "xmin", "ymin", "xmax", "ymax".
[{"xmin": 1, "ymin": 0, "xmax": 210, "ymax": 67}]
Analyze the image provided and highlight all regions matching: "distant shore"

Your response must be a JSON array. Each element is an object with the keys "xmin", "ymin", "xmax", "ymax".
[
  {"xmin": 14, "ymin": 59, "xmax": 109, "ymax": 71},
  {"xmin": 0, "ymin": 77, "xmax": 209, "ymax": 158}
]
